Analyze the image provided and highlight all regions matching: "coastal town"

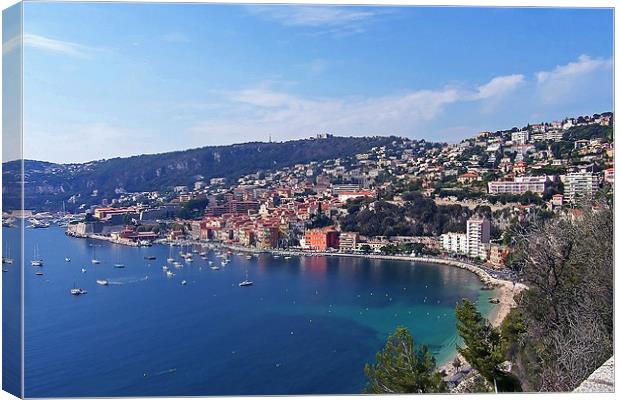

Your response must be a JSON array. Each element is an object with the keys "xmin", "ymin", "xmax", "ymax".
[{"xmin": 4, "ymin": 112, "xmax": 613, "ymax": 278}]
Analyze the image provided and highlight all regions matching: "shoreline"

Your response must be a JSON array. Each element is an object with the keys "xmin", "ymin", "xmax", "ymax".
[{"xmin": 65, "ymin": 232, "xmax": 525, "ymax": 375}]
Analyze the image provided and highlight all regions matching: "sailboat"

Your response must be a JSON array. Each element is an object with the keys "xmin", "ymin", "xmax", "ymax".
[
  {"xmin": 91, "ymin": 246, "xmax": 101, "ymax": 264},
  {"xmin": 31, "ymin": 245, "xmax": 43, "ymax": 267},
  {"xmin": 239, "ymin": 269, "xmax": 253, "ymax": 287},
  {"xmin": 113, "ymin": 251, "xmax": 124, "ymax": 268},
  {"xmin": 167, "ymin": 245, "xmax": 174, "ymax": 263},
  {"xmin": 3, "ymin": 243, "xmax": 14, "ymax": 264}
]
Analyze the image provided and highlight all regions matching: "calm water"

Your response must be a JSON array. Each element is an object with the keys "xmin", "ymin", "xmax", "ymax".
[{"xmin": 5, "ymin": 226, "xmax": 495, "ymax": 397}]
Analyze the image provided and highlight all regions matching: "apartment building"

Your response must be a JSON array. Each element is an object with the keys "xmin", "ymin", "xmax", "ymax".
[
  {"xmin": 467, "ymin": 217, "xmax": 491, "ymax": 260},
  {"xmin": 564, "ymin": 172, "xmax": 599, "ymax": 203},
  {"xmin": 488, "ymin": 176, "xmax": 549, "ymax": 195}
]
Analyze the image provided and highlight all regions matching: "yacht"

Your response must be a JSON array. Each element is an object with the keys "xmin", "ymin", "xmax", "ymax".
[
  {"xmin": 238, "ymin": 270, "xmax": 253, "ymax": 287},
  {"xmin": 208, "ymin": 260, "xmax": 214, "ymax": 265},
  {"xmin": 166, "ymin": 270, "xmax": 175, "ymax": 278},
  {"xmin": 113, "ymin": 263, "xmax": 125, "ymax": 269},
  {"xmin": 210, "ymin": 265, "xmax": 220, "ymax": 270},
  {"xmin": 70, "ymin": 284, "xmax": 87, "ymax": 296},
  {"xmin": 96, "ymin": 279, "xmax": 109, "ymax": 286},
  {"xmin": 144, "ymin": 255, "xmax": 156, "ymax": 261},
  {"xmin": 162, "ymin": 265, "xmax": 169, "ymax": 272},
  {"xmin": 65, "ymin": 257, "xmax": 71, "ymax": 262},
  {"xmin": 245, "ymin": 255, "xmax": 252, "ymax": 260},
  {"xmin": 284, "ymin": 256, "xmax": 292, "ymax": 260},
  {"xmin": 81, "ymin": 268, "xmax": 87, "ymax": 273},
  {"xmin": 181, "ymin": 280, "xmax": 187, "ymax": 285},
  {"xmin": 2, "ymin": 267, "xmax": 8, "ymax": 273},
  {"xmin": 273, "ymin": 255, "xmax": 280, "ymax": 259},
  {"xmin": 35, "ymin": 271, "xmax": 43, "ymax": 276}
]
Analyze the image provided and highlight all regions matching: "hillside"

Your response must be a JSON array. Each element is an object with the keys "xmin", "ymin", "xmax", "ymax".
[{"xmin": 2, "ymin": 136, "xmax": 400, "ymax": 211}]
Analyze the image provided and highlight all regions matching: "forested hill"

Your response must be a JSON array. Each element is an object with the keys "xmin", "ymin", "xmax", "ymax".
[{"xmin": 2, "ymin": 136, "xmax": 400, "ymax": 211}]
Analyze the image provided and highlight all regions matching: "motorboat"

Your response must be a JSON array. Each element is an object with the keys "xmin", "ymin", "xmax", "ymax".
[
  {"xmin": 35, "ymin": 271, "xmax": 43, "ymax": 276},
  {"xmin": 96, "ymin": 279, "xmax": 109, "ymax": 286},
  {"xmin": 81, "ymin": 268, "xmax": 87, "ymax": 273},
  {"xmin": 70, "ymin": 285, "xmax": 87, "ymax": 295},
  {"xmin": 166, "ymin": 270, "xmax": 175, "ymax": 278},
  {"xmin": 210, "ymin": 265, "xmax": 220, "ymax": 270},
  {"xmin": 162, "ymin": 265, "xmax": 169, "ymax": 272},
  {"xmin": 113, "ymin": 263, "xmax": 125, "ymax": 268},
  {"xmin": 181, "ymin": 280, "xmax": 187, "ymax": 285},
  {"xmin": 144, "ymin": 255, "xmax": 156, "ymax": 260},
  {"xmin": 65, "ymin": 257, "xmax": 71, "ymax": 262}
]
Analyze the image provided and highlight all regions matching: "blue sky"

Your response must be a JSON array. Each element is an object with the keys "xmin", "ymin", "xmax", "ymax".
[{"xmin": 8, "ymin": 3, "xmax": 614, "ymax": 163}]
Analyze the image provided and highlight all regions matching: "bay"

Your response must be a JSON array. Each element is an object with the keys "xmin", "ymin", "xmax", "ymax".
[{"xmin": 4, "ymin": 226, "xmax": 496, "ymax": 397}]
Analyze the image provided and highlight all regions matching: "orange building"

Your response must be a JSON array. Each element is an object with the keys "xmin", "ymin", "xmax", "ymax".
[
  {"xmin": 513, "ymin": 161, "xmax": 527, "ymax": 175},
  {"xmin": 304, "ymin": 227, "xmax": 340, "ymax": 251}
]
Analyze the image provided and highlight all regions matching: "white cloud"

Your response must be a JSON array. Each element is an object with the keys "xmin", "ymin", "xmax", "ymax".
[
  {"xmin": 4, "ymin": 34, "xmax": 93, "ymax": 57},
  {"xmin": 474, "ymin": 74, "xmax": 525, "ymax": 100},
  {"xmin": 189, "ymin": 83, "xmax": 464, "ymax": 144},
  {"xmin": 23, "ymin": 34, "xmax": 91, "ymax": 57},
  {"xmin": 2, "ymin": 34, "xmax": 21, "ymax": 55},
  {"xmin": 535, "ymin": 55, "xmax": 613, "ymax": 104},
  {"xmin": 248, "ymin": 6, "xmax": 380, "ymax": 36}
]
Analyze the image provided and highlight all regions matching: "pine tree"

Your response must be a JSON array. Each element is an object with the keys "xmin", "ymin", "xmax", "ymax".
[
  {"xmin": 455, "ymin": 299, "xmax": 504, "ymax": 388},
  {"xmin": 364, "ymin": 327, "xmax": 447, "ymax": 393}
]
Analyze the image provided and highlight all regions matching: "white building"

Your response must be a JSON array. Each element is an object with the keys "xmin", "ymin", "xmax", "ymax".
[
  {"xmin": 467, "ymin": 217, "xmax": 491, "ymax": 260},
  {"xmin": 511, "ymin": 131, "xmax": 530, "ymax": 145},
  {"xmin": 440, "ymin": 232, "xmax": 468, "ymax": 255},
  {"xmin": 488, "ymin": 176, "xmax": 549, "ymax": 195},
  {"xmin": 564, "ymin": 172, "xmax": 599, "ymax": 203}
]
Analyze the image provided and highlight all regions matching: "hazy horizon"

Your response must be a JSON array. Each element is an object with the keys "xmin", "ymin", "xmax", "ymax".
[{"xmin": 4, "ymin": 3, "xmax": 614, "ymax": 163}]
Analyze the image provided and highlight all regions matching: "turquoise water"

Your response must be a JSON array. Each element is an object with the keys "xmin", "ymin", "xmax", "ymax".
[{"xmin": 4, "ymin": 226, "xmax": 496, "ymax": 396}]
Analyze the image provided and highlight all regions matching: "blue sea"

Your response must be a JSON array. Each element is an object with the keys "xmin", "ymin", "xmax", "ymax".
[{"xmin": 3, "ymin": 226, "xmax": 495, "ymax": 397}]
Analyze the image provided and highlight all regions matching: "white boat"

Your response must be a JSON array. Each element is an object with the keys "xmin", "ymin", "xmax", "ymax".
[
  {"xmin": 35, "ymin": 271, "xmax": 43, "ymax": 276},
  {"xmin": 166, "ymin": 270, "xmax": 175, "ymax": 278},
  {"xmin": 245, "ymin": 255, "xmax": 252, "ymax": 260},
  {"xmin": 3, "ymin": 243, "xmax": 14, "ymax": 264},
  {"xmin": 91, "ymin": 246, "xmax": 100, "ymax": 264},
  {"xmin": 284, "ymin": 256, "xmax": 292, "ymax": 260},
  {"xmin": 65, "ymin": 257, "xmax": 71, "ymax": 262},
  {"xmin": 208, "ymin": 260, "xmax": 214, "ymax": 265},
  {"xmin": 239, "ymin": 269, "xmax": 253, "ymax": 287},
  {"xmin": 185, "ymin": 257, "xmax": 193, "ymax": 263},
  {"xmin": 273, "ymin": 255, "xmax": 280, "ymax": 259},
  {"xmin": 210, "ymin": 265, "xmax": 220, "ymax": 270},
  {"xmin": 167, "ymin": 245, "xmax": 174, "ymax": 263},
  {"xmin": 113, "ymin": 263, "xmax": 125, "ymax": 268},
  {"xmin": 70, "ymin": 284, "xmax": 87, "ymax": 296},
  {"xmin": 181, "ymin": 280, "xmax": 187, "ymax": 285},
  {"xmin": 96, "ymin": 279, "xmax": 109, "ymax": 286},
  {"xmin": 31, "ymin": 244, "xmax": 43, "ymax": 266},
  {"xmin": 81, "ymin": 268, "xmax": 87, "ymax": 273},
  {"xmin": 2, "ymin": 268, "xmax": 8, "ymax": 273},
  {"xmin": 162, "ymin": 265, "xmax": 169, "ymax": 272}
]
